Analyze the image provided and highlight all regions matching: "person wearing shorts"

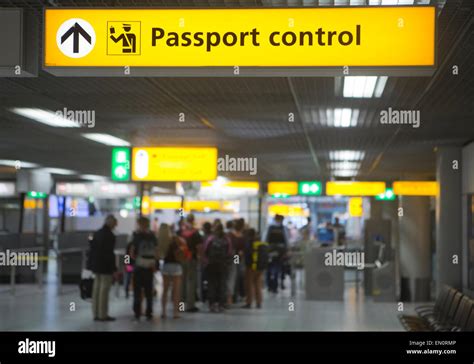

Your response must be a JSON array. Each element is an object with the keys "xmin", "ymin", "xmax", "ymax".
[{"xmin": 161, "ymin": 225, "xmax": 185, "ymax": 319}]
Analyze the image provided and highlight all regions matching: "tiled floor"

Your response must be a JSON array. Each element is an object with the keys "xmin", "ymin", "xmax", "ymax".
[{"xmin": 0, "ymin": 276, "xmax": 408, "ymax": 331}]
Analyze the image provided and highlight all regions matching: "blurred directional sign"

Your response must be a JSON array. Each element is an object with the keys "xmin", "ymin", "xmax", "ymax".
[
  {"xmin": 375, "ymin": 188, "xmax": 396, "ymax": 201},
  {"xmin": 326, "ymin": 181, "xmax": 386, "ymax": 196},
  {"xmin": 132, "ymin": 147, "xmax": 217, "ymax": 182},
  {"xmin": 111, "ymin": 147, "xmax": 131, "ymax": 181},
  {"xmin": 27, "ymin": 191, "xmax": 47, "ymax": 199},
  {"xmin": 393, "ymin": 181, "xmax": 438, "ymax": 196},
  {"xmin": 268, "ymin": 181, "xmax": 298, "ymax": 197},
  {"xmin": 298, "ymin": 181, "xmax": 322, "ymax": 196},
  {"xmin": 349, "ymin": 197, "xmax": 363, "ymax": 217}
]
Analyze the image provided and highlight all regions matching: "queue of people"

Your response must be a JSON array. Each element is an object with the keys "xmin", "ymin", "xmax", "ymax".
[{"xmin": 88, "ymin": 213, "xmax": 291, "ymax": 322}]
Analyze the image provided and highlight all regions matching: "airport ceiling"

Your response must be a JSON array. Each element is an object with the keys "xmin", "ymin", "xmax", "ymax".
[{"xmin": 0, "ymin": 0, "xmax": 473, "ymax": 184}]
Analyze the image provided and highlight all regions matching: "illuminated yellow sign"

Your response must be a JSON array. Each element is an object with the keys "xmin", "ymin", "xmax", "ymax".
[
  {"xmin": 132, "ymin": 147, "xmax": 217, "ymax": 182},
  {"xmin": 326, "ymin": 181, "xmax": 386, "ymax": 196},
  {"xmin": 393, "ymin": 181, "xmax": 438, "ymax": 196},
  {"xmin": 268, "ymin": 182, "xmax": 298, "ymax": 196},
  {"xmin": 268, "ymin": 204, "xmax": 309, "ymax": 217},
  {"xmin": 44, "ymin": 7, "xmax": 435, "ymax": 67},
  {"xmin": 349, "ymin": 197, "xmax": 363, "ymax": 217}
]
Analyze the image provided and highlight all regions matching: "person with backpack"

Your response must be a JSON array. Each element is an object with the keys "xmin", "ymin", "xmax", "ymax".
[
  {"xmin": 159, "ymin": 223, "xmax": 188, "ymax": 319},
  {"xmin": 226, "ymin": 218, "xmax": 246, "ymax": 306},
  {"xmin": 130, "ymin": 217, "xmax": 159, "ymax": 321},
  {"xmin": 205, "ymin": 223, "xmax": 232, "ymax": 313},
  {"xmin": 90, "ymin": 215, "xmax": 118, "ymax": 321},
  {"xmin": 124, "ymin": 241, "xmax": 134, "ymax": 299},
  {"xmin": 263, "ymin": 214, "xmax": 289, "ymax": 294},
  {"xmin": 242, "ymin": 228, "xmax": 268, "ymax": 309},
  {"xmin": 179, "ymin": 214, "xmax": 203, "ymax": 313},
  {"xmin": 200, "ymin": 222, "xmax": 213, "ymax": 303}
]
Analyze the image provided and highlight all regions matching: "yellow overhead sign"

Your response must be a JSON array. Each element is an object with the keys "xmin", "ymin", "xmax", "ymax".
[
  {"xmin": 393, "ymin": 181, "xmax": 438, "ymax": 196},
  {"xmin": 326, "ymin": 181, "xmax": 386, "ymax": 196},
  {"xmin": 44, "ymin": 7, "xmax": 435, "ymax": 67},
  {"xmin": 268, "ymin": 182, "xmax": 298, "ymax": 196},
  {"xmin": 132, "ymin": 147, "xmax": 217, "ymax": 182},
  {"xmin": 268, "ymin": 204, "xmax": 309, "ymax": 217},
  {"xmin": 349, "ymin": 197, "xmax": 363, "ymax": 217}
]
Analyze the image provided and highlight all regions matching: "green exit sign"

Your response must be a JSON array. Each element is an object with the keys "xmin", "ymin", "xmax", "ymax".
[
  {"xmin": 375, "ymin": 188, "xmax": 396, "ymax": 201},
  {"xmin": 298, "ymin": 181, "xmax": 322, "ymax": 196},
  {"xmin": 111, "ymin": 147, "xmax": 130, "ymax": 181},
  {"xmin": 27, "ymin": 191, "xmax": 47, "ymax": 199}
]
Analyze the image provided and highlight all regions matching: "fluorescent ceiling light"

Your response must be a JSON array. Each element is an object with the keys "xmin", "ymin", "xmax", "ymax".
[
  {"xmin": 333, "ymin": 170, "xmax": 358, "ymax": 177},
  {"xmin": 82, "ymin": 133, "xmax": 130, "ymax": 147},
  {"xmin": 343, "ymin": 76, "xmax": 388, "ymax": 98},
  {"xmin": 42, "ymin": 167, "xmax": 76, "ymax": 175},
  {"xmin": 10, "ymin": 108, "xmax": 79, "ymax": 128},
  {"xmin": 329, "ymin": 162, "xmax": 361, "ymax": 170},
  {"xmin": 374, "ymin": 77, "xmax": 388, "ymax": 98},
  {"xmin": 327, "ymin": 108, "xmax": 358, "ymax": 127},
  {"xmin": 369, "ymin": 0, "xmax": 415, "ymax": 4},
  {"xmin": 0, "ymin": 159, "xmax": 39, "ymax": 168},
  {"xmin": 81, "ymin": 174, "xmax": 107, "ymax": 181},
  {"xmin": 329, "ymin": 151, "xmax": 365, "ymax": 161}
]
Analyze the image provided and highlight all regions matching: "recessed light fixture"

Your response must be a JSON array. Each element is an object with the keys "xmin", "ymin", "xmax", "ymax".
[
  {"xmin": 332, "ymin": 170, "xmax": 359, "ymax": 177},
  {"xmin": 81, "ymin": 174, "xmax": 107, "ymax": 181},
  {"xmin": 41, "ymin": 167, "xmax": 76, "ymax": 175},
  {"xmin": 343, "ymin": 76, "xmax": 388, "ymax": 98},
  {"xmin": 369, "ymin": 0, "xmax": 416, "ymax": 5},
  {"xmin": 329, "ymin": 151, "xmax": 365, "ymax": 161},
  {"xmin": 0, "ymin": 159, "xmax": 39, "ymax": 168},
  {"xmin": 82, "ymin": 133, "xmax": 130, "ymax": 147},
  {"xmin": 326, "ymin": 108, "xmax": 359, "ymax": 127},
  {"xmin": 10, "ymin": 108, "xmax": 79, "ymax": 128},
  {"xmin": 329, "ymin": 162, "xmax": 361, "ymax": 170}
]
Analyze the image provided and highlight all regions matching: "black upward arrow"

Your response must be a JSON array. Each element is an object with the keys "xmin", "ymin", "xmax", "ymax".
[{"xmin": 60, "ymin": 22, "xmax": 92, "ymax": 53}]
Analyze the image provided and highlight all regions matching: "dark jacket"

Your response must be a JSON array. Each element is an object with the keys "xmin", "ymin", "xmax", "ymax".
[{"xmin": 89, "ymin": 225, "xmax": 116, "ymax": 274}]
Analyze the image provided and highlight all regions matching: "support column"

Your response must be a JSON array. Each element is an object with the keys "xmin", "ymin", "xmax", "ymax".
[
  {"xmin": 436, "ymin": 147, "xmax": 462, "ymax": 292},
  {"xmin": 399, "ymin": 196, "xmax": 431, "ymax": 301},
  {"xmin": 370, "ymin": 198, "xmax": 383, "ymax": 220}
]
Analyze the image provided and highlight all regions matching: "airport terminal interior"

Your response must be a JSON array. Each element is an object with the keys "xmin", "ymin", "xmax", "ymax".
[{"xmin": 0, "ymin": 0, "xmax": 473, "ymax": 333}]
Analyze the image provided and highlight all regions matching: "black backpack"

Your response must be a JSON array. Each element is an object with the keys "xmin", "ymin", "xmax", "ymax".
[
  {"xmin": 256, "ymin": 243, "xmax": 270, "ymax": 271},
  {"xmin": 267, "ymin": 225, "xmax": 286, "ymax": 245},
  {"xmin": 135, "ymin": 238, "xmax": 157, "ymax": 269},
  {"xmin": 207, "ymin": 237, "xmax": 228, "ymax": 265}
]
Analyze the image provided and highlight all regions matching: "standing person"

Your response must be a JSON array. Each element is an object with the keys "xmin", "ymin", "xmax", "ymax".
[
  {"xmin": 124, "ymin": 241, "xmax": 134, "ymax": 299},
  {"xmin": 243, "ymin": 229, "xmax": 268, "ymax": 309},
  {"xmin": 225, "ymin": 220, "xmax": 234, "ymax": 233},
  {"xmin": 212, "ymin": 218, "xmax": 222, "ymax": 230},
  {"xmin": 205, "ymin": 223, "xmax": 232, "ymax": 313},
  {"xmin": 264, "ymin": 214, "xmax": 289, "ymax": 293},
  {"xmin": 179, "ymin": 214, "xmax": 203, "ymax": 313},
  {"xmin": 299, "ymin": 217, "xmax": 313, "ymax": 241},
  {"xmin": 152, "ymin": 217, "xmax": 160, "ymax": 235},
  {"xmin": 130, "ymin": 217, "xmax": 159, "ymax": 321},
  {"xmin": 160, "ymin": 224, "xmax": 187, "ymax": 319},
  {"xmin": 332, "ymin": 217, "xmax": 346, "ymax": 246},
  {"xmin": 200, "ymin": 222, "xmax": 213, "ymax": 303},
  {"xmin": 226, "ymin": 218, "xmax": 246, "ymax": 306},
  {"xmin": 90, "ymin": 215, "xmax": 118, "ymax": 322}
]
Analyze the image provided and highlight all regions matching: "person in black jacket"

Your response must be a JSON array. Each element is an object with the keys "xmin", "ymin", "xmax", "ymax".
[
  {"xmin": 130, "ymin": 217, "xmax": 159, "ymax": 321},
  {"xmin": 90, "ymin": 215, "xmax": 118, "ymax": 322},
  {"xmin": 263, "ymin": 214, "xmax": 289, "ymax": 294}
]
